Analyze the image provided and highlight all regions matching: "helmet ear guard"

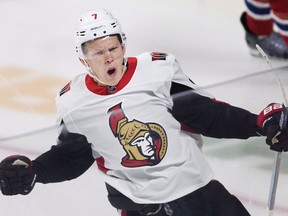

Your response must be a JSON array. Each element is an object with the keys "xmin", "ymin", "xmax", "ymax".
[{"xmin": 75, "ymin": 8, "xmax": 126, "ymax": 57}]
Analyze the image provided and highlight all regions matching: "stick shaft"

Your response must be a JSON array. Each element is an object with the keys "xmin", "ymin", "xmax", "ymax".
[
  {"xmin": 268, "ymin": 152, "xmax": 282, "ymax": 210},
  {"xmin": 256, "ymin": 44, "xmax": 286, "ymax": 214}
]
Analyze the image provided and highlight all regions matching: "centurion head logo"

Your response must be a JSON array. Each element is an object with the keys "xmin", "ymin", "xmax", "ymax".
[{"xmin": 108, "ymin": 103, "xmax": 168, "ymax": 167}]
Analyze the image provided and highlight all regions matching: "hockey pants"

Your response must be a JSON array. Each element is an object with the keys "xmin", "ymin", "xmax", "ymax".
[{"xmin": 107, "ymin": 180, "xmax": 251, "ymax": 216}]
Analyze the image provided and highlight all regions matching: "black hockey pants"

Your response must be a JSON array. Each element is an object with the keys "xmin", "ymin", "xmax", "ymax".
[{"xmin": 106, "ymin": 180, "xmax": 251, "ymax": 216}]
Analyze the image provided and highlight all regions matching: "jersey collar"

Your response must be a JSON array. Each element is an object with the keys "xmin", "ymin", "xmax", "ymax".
[{"xmin": 85, "ymin": 57, "xmax": 137, "ymax": 95}]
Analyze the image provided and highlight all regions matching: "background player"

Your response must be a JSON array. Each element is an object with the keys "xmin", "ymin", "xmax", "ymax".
[{"xmin": 241, "ymin": 0, "xmax": 288, "ymax": 59}]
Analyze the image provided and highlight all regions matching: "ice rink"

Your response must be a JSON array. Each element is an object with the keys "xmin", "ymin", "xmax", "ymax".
[{"xmin": 0, "ymin": 0, "xmax": 288, "ymax": 215}]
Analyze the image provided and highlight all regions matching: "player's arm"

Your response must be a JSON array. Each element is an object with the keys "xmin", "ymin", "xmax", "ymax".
[
  {"xmin": 171, "ymin": 82, "xmax": 260, "ymax": 139},
  {"xmin": 33, "ymin": 125, "xmax": 95, "ymax": 183},
  {"xmin": 169, "ymin": 57, "xmax": 260, "ymax": 139},
  {"xmin": 0, "ymin": 123, "xmax": 95, "ymax": 195},
  {"xmin": 171, "ymin": 82, "xmax": 288, "ymax": 152}
]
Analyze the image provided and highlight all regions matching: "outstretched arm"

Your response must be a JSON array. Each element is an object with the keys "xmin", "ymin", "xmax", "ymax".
[
  {"xmin": 171, "ymin": 82, "xmax": 260, "ymax": 139},
  {"xmin": 33, "ymin": 128, "xmax": 95, "ymax": 183},
  {"xmin": 0, "ymin": 125, "xmax": 95, "ymax": 195}
]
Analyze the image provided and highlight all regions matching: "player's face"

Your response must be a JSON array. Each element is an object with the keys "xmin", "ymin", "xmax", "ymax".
[{"xmin": 81, "ymin": 36, "xmax": 126, "ymax": 86}]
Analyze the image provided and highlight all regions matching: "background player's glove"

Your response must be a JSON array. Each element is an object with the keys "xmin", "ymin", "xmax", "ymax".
[
  {"xmin": 257, "ymin": 103, "xmax": 288, "ymax": 152},
  {"xmin": 0, "ymin": 155, "xmax": 36, "ymax": 195}
]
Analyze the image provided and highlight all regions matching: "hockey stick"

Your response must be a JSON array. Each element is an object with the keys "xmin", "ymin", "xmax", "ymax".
[{"xmin": 256, "ymin": 44, "xmax": 288, "ymax": 216}]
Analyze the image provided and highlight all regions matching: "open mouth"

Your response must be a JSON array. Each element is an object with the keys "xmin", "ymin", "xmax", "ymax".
[{"xmin": 107, "ymin": 68, "xmax": 116, "ymax": 76}]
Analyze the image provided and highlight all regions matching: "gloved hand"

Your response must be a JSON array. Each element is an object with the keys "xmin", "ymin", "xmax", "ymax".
[
  {"xmin": 0, "ymin": 155, "xmax": 36, "ymax": 195},
  {"xmin": 257, "ymin": 103, "xmax": 288, "ymax": 152}
]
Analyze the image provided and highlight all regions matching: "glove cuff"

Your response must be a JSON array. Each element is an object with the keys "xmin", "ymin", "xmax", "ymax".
[{"xmin": 257, "ymin": 103, "xmax": 282, "ymax": 128}]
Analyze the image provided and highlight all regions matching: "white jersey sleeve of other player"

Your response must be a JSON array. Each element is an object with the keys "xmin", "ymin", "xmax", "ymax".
[{"xmin": 55, "ymin": 52, "xmax": 214, "ymax": 204}]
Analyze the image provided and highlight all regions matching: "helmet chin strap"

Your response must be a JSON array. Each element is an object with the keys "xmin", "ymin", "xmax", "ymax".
[{"xmin": 82, "ymin": 59, "xmax": 127, "ymax": 92}]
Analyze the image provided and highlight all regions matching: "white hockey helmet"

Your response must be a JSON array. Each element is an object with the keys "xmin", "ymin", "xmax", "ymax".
[{"xmin": 75, "ymin": 8, "xmax": 126, "ymax": 57}]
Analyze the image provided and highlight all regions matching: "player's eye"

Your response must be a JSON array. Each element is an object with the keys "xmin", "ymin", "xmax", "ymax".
[
  {"xmin": 95, "ymin": 50, "xmax": 105, "ymax": 56},
  {"xmin": 109, "ymin": 46, "xmax": 119, "ymax": 52}
]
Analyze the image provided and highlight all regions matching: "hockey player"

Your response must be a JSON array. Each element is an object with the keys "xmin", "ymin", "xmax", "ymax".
[
  {"xmin": 1, "ymin": 8, "xmax": 288, "ymax": 216},
  {"xmin": 241, "ymin": 0, "xmax": 288, "ymax": 59}
]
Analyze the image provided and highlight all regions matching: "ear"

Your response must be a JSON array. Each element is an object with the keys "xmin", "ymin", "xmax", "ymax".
[{"xmin": 122, "ymin": 44, "xmax": 126, "ymax": 54}]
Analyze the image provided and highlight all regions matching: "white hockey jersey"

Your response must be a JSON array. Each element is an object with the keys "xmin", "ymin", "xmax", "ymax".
[{"xmin": 56, "ymin": 52, "xmax": 214, "ymax": 204}]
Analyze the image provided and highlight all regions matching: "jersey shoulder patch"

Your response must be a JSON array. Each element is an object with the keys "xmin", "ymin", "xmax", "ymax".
[
  {"xmin": 151, "ymin": 52, "xmax": 168, "ymax": 61},
  {"xmin": 59, "ymin": 81, "xmax": 71, "ymax": 96}
]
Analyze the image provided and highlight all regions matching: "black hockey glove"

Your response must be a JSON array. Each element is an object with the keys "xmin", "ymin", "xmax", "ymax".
[
  {"xmin": 257, "ymin": 103, "xmax": 288, "ymax": 152},
  {"xmin": 0, "ymin": 155, "xmax": 36, "ymax": 195}
]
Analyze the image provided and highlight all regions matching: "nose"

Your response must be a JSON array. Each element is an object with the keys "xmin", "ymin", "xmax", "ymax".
[{"xmin": 105, "ymin": 51, "xmax": 113, "ymax": 63}]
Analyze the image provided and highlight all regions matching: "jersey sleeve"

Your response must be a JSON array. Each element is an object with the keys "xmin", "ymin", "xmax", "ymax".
[
  {"xmin": 171, "ymin": 86, "xmax": 260, "ymax": 139},
  {"xmin": 33, "ymin": 76, "xmax": 97, "ymax": 184},
  {"xmin": 32, "ymin": 124, "xmax": 95, "ymax": 184},
  {"xmin": 169, "ymin": 57, "xmax": 261, "ymax": 139}
]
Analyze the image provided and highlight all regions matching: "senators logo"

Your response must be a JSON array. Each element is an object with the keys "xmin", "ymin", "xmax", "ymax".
[{"xmin": 108, "ymin": 103, "xmax": 167, "ymax": 167}]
